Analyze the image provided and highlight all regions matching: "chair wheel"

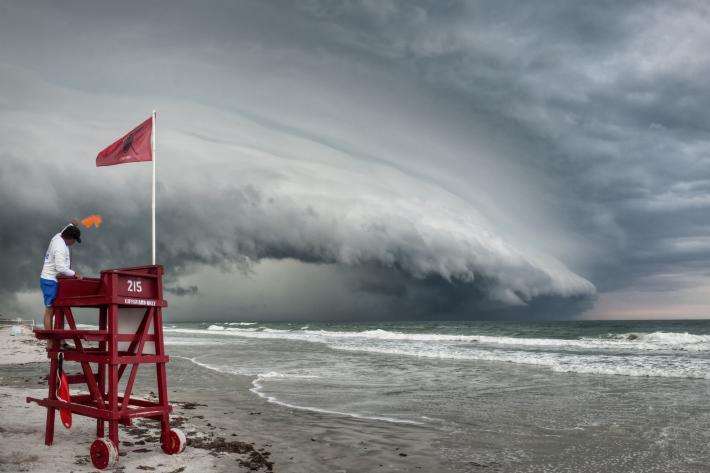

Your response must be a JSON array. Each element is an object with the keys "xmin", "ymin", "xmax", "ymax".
[
  {"xmin": 162, "ymin": 428, "xmax": 187, "ymax": 454},
  {"xmin": 90, "ymin": 438, "xmax": 118, "ymax": 469}
]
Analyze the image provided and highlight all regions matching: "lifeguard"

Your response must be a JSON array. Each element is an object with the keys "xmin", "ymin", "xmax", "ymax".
[{"xmin": 40, "ymin": 220, "xmax": 82, "ymax": 346}]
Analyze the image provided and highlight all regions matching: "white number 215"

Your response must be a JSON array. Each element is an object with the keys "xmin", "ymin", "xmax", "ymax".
[{"xmin": 127, "ymin": 280, "xmax": 142, "ymax": 293}]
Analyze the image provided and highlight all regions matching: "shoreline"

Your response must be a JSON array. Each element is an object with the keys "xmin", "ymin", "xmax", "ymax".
[
  {"xmin": 6, "ymin": 319, "xmax": 710, "ymax": 471},
  {"xmin": 0, "ymin": 326, "xmax": 272, "ymax": 472},
  {"xmin": 0, "ymin": 326, "xmax": 451, "ymax": 472},
  {"xmin": 182, "ymin": 354, "xmax": 426, "ymax": 426}
]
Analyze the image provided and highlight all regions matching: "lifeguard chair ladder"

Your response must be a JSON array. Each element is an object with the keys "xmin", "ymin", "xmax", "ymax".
[{"xmin": 27, "ymin": 265, "xmax": 186, "ymax": 469}]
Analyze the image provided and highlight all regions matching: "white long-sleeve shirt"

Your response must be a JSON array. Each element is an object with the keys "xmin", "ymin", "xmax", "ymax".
[{"xmin": 40, "ymin": 228, "xmax": 75, "ymax": 281}]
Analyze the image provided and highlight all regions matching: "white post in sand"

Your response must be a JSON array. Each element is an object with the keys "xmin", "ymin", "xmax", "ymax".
[{"xmin": 152, "ymin": 109, "xmax": 157, "ymax": 265}]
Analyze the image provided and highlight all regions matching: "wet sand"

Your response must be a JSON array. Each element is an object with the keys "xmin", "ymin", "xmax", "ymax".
[
  {"xmin": 8, "ymin": 321, "xmax": 708, "ymax": 472},
  {"xmin": 0, "ymin": 327, "xmax": 451, "ymax": 472}
]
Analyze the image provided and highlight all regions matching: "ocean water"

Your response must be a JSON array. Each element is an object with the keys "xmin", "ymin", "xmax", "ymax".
[{"xmin": 163, "ymin": 320, "xmax": 710, "ymax": 471}]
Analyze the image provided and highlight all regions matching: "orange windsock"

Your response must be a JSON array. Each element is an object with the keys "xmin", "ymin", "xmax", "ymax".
[{"xmin": 81, "ymin": 214, "xmax": 103, "ymax": 229}]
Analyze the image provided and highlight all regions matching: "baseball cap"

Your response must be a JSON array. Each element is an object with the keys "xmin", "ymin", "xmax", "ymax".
[{"xmin": 61, "ymin": 225, "xmax": 82, "ymax": 243}]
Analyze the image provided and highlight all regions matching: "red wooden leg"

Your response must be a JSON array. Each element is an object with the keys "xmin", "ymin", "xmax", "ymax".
[
  {"xmin": 97, "ymin": 362, "xmax": 105, "ymax": 438},
  {"xmin": 109, "ymin": 420, "xmax": 119, "ymax": 449},
  {"xmin": 106, "ymin": 305, "xmax": 120, "ymax": 452},
  {"xmin": 45, "ymin": 355, "xmax": 58, "ymax": 445},
  {"xmin": 108, "ymin": 363, "xmax": 119, "ymax": 450},
  {"xmin": 161, "ymin": 415, "xmax": 170, "ymax": 438},
  {"xmin": 45, "ymin": 408, "xmax": 56, "ymax": 445},
  {"xmin": 97, "ymin": 307, "xmax": 107, "ymax": 438},
  {"xmin": 154, "ymin": 308, "xmax": 169, "ymax": 409}
]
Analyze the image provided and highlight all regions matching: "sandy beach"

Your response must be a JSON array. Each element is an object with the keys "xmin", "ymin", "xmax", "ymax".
[
  {"xmin": 0, "ymin": 325, "xmax": 449, "ymax": 473},
  {"xmin": 0, "ymin": 325, "xmax": 268, "ymax": 473},
  {"xmin": 7, "ymin": 318, "xmax": 710, "ymax": 473}
]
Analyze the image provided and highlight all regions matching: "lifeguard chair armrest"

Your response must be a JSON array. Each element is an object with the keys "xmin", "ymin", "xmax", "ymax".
[
  {"xmin": 101, "ymin": 265, "xmax": 164, "ymax": 275},
  {"xmin": 33, "ymin": 328, "xmax": 109, "ymax": 341},
  {"xmin": 110, "ymin": 270, "xmax": 160, "ymax": 279},
  {"xmin": 56, "ymin": 275, "xmax": 101, "ymax": 281},
  {"xmin": 49, "ymin": 351, "xmax": 169, "ymax": 364}
]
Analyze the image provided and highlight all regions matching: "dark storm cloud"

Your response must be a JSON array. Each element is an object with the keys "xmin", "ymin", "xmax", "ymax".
[
  {"xmin": 285, "ymin": 0, "xmax": 710, "ymax": 288},
  {"xmin": 1, "ymin": 0, "xmax": 709, "ymax": 319},
  {"xmin": 164, "ymin": 285, "xmax": 199, "ymax": 297}
]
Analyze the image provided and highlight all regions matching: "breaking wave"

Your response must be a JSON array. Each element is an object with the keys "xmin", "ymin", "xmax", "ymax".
[
  {"xmin": 171, "ymin": 326, "xmax": 710, "ymax": 352},
  {"xmin": 165, "ymin": 325, "xmax": 710, "ymax": 379}
]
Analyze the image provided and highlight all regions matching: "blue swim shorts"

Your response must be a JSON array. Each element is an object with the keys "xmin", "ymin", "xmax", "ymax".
[{"xmin": 40, "ymin": 278, "xmax": 58, "ymax": 307}]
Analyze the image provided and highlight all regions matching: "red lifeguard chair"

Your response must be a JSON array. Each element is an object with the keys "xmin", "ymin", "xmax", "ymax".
[{"xmin": 27, "ymin": 265, "xmax": 186, "ymax": 469}]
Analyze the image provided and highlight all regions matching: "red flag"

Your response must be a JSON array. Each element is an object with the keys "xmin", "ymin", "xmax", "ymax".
[
  {"xmin": 56, "ymin": 352, "xmax": 72, "ymax": 429},
  {"xmin": 96, "ymin": 117, "xmax": 153, "ymax": 167}
]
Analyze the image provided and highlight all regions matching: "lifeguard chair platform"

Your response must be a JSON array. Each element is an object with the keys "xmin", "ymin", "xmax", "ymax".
[{"xmin": 27, "ymin": 265, "xmax": 186, "ymax": 469}]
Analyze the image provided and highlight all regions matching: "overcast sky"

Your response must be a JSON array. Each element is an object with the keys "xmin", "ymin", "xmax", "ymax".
[{"xmin": 2, "ymin": 0, "xmax": 710, "ymax": 321}]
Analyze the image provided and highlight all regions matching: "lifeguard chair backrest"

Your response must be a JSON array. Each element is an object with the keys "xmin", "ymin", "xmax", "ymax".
[
  {"xmin": 101, "ymin": 266, "xmax": 165, "ymax": 356},
  {"xmin": 100, "ymin": 265, "xmax": 163, "ymax": 304},
  {"xmin": 112, "ymin": 267, "xmax": 161, "ymax": 302},
  {"xmin": 118, "ymin": 308, "xmax": 156, "ymax": 355}
]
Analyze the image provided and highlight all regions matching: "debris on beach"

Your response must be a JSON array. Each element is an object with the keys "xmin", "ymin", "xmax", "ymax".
[
  {"xmin": 189, "ymin": 435, "xmax": 274, "ymax": 472},
  {"xmin": 123, "ymin": 411, "xmax": 274, "ymax": 472}
]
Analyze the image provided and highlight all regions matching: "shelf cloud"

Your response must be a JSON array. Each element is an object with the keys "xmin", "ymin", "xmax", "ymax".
[{"xmin": 2, "ymin": 1, "xmax": 708, "ymax": 319}]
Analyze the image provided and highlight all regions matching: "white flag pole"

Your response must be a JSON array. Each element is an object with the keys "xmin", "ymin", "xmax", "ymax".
[{"xmin": 151, "ymin": 109, "xmax": 157, "ymax": 265}]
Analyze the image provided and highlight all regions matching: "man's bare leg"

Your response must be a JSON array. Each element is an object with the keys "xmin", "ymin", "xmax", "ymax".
[{"xmin": 43, "ymin": 306, "xmax": 56, "ymax": 349}]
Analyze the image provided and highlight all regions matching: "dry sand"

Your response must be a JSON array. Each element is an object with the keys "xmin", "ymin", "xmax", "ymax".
[
  {"xmin": 0, "ymin": 324, "xmax": 45, "ymax": 364},
  {"xmin": 0, "ymin": 326, "xmax": 268, "ymax": 472}
]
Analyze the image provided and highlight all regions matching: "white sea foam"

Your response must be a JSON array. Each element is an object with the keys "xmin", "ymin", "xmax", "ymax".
[
  {"xmin": 75, "ymin": 323, "xmax": 98, "ymax": 329},
  {"xmin": 178, "ymin": 357, "xmax": 424, "ymax": 424},
  {"xmin": 249, "ymin": 372, "xmax": 423, "ymax": 425},
  {"xmin": 164, "ymin": 337, "xmax": 225, "ymax": 346},
  {"xmin": 164, "ymin": 326, "xmax": 710, "ymax": 352},
  {"xmin": 253, "ymin": 371, "xmax": 319, "ymax": 380},
  {"xmin": 176, "ymin": 355, "xmax": 250, "ymax": 376},
  {"xmin": 193, "ymin": 325, "xmax": 262, "ymax": 333},
  {"xmin": 613, "ymin": 331, "xmax": 710, "ymax": 350},
  {"xmin": 164, "ymin": 326, "xmax": 710, "ymax": 379},
  {"xmin": 327, "ymin": 343, "xmax": 710, "ymax": 379}
]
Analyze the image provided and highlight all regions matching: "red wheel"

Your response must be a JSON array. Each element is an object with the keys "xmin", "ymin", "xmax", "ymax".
[
  {"xmin": 161, "ymin": 428, "xmax": 186, "ymax": 454},
  {"xmin": 90, "ymin": 438, "xmax": 118, "ymax": 470}
]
